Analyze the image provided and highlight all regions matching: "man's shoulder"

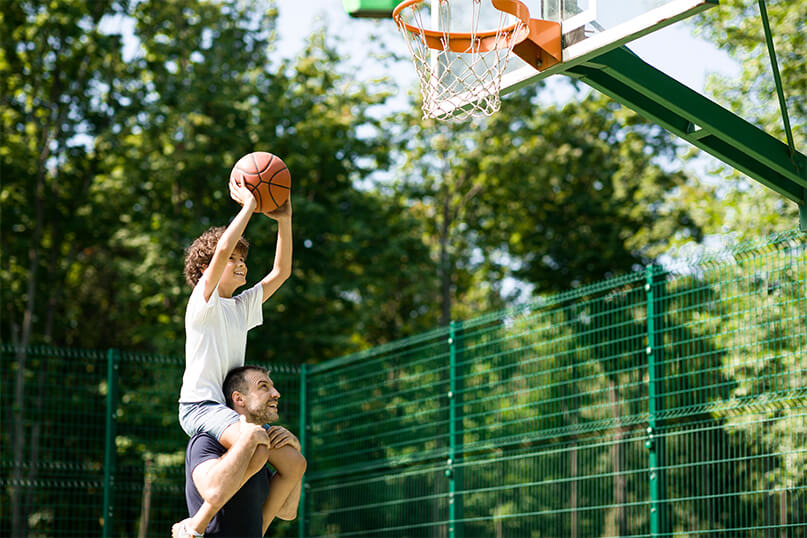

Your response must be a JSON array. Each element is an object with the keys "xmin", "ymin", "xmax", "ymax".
[
  {"xmin": 188, "ymin": 432, "xmax": 221, "ymax": 447},
  {"xmin": 187, "ymin": 432, "xmax": 225, "ymax": 462}
]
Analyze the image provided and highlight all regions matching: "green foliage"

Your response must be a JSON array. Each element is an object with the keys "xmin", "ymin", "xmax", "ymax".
[
  {"xmin": 1, "ymin": 0, "xmax": 436, "ymax": 360},
  {"xmin": 691, "ymin": 0, "xmax": 806, "ymax": 237},
  {"xmin": 1, "ymin": 1, "xmax": 433, "ymax": 536},
  {"xmin": 395, "ymin": 86, "xmax": 706, "ymax": 305},
  {"xmin": 472, "ymin": 90, "xmax": 707, "ymax": 293},
  {"xmin": 303, "ymin": 235, "xmax": 807, "ymax": 536}
]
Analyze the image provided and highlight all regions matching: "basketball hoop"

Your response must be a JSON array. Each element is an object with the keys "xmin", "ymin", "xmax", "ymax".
[{"xmin": 393, "ymin": 0, "xmax": 561, "ymax": 121}]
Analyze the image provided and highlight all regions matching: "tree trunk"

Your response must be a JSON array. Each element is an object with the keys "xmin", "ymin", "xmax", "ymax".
[
  {"xmin": 439, "ymin": 186, "xmax": 451, "ymax": 327},
  {"xmin": 137, "ymin": 456, "xmax": 154, "ymax": 538},
  {"xmin": 11, "ymin": 152, "xmax": 47, "ymax": 538}
]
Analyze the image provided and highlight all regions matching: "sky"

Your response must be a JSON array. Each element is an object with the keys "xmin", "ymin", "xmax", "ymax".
[
  {"xmin": 98, "ymin": 1, "xmax": 763, "ymax": 283},
  {"xmin": 109, "ymin": 1, "xmax": 742, "ymax": 116},
  {"xmin": 275, "ymin": 1, "xmax": 741, "ymax": 95},
  {"xmin": 272, "ymin": 0, "xmax": 743, "ymax": 193}
]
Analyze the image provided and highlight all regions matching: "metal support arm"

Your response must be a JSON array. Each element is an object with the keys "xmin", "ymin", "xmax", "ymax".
[{"xmin": 566, "ymin": 46, "xmax": 807, "ymax": 228}]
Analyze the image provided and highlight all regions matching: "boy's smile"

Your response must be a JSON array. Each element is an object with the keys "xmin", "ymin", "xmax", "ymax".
[{"xmin": 218, "ymin": 251, "xmax": 248, "ymax": 297}]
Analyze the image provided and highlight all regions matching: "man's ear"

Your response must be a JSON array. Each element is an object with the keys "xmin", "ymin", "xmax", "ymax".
[{"xmin": 231, "ymin": 390, "xmax": 246, "ymax": 408}]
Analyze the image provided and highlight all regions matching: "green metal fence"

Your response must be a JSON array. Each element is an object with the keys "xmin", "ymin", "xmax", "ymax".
[
  {"xmin": 302, "ymin": 231, "xmax": 807, "ymax": 537},
  {"xmin": 3, "ymin": 231, "xmax": 807, "ymax": 537},
  {"xmin": 0, "ymin": 346, "xmax": 301, "ymax": 537}
]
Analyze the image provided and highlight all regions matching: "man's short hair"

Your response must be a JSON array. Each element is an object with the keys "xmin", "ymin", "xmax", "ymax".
[{"xmin": 223, "ymin": 365, "xmax": 271, "ymax": 408}]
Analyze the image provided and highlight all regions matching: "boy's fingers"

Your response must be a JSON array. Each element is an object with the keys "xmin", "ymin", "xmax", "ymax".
[{"xmin": 270, "ymin": 431, "xmax": 284, "ymax": 441}]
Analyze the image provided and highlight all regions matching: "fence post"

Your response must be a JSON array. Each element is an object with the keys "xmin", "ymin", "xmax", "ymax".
[
  {"xmin": 103, "ymin": 349, "xmax": 119, "ymax": 538},
  {"xmin": 298, "ymin": 363, "xmax": 308, "ymax": 538},
  {"xmin": 447, "ymin": 321, "xmax": 464, "ymax": 538},
  {"xmin": 645, "ymin": 266, "xmax": 668, "ymax": 535}
]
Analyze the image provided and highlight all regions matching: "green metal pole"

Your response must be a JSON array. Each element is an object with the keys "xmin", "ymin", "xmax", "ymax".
[
  {"xmin": 645, "ymin": 267, "xmax": 667, "ymax": 535},
  {"xmin": 447, "ymin": 324, "xmax": 457, "ymax": 538},
  {"xmin": 298, "ymin": 363, "xmax": 308, "ymax": 538},
  {"xmin": 102, "ymin": 349, "xmax": 119, "ymax": 538},
  {"xmin": 757, "ymin": 0, "xmax": 797, "ymax": 161},
  {"xmin": 447, "ymin": 321, "xmax": 464, "ymax": 538}
]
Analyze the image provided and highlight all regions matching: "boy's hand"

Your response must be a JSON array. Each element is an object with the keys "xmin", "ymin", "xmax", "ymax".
[
  {"xmin": 265, "ymin": 426, "xmax": 301, "ymax": 451},
  {"xmin": 229, "ymin": 174, "xmax": 257, "ymax": 210},
  {"xmin": 263, "ymin": 199, "xmax": 292, "ymax": 221},
  {"xmin": 239, "ymin": 415, "xmax": 270, "ymax": 446}
]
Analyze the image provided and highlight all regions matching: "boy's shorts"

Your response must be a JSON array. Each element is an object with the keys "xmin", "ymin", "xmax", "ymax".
[{"xmin": 179, "ymin": 401, "xmax": 241, "ymax": 441}]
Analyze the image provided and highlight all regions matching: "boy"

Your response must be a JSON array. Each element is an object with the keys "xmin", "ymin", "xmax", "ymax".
[{"xmin": 173, "ymin": 174, "xmax": 304, "ymax": 537}]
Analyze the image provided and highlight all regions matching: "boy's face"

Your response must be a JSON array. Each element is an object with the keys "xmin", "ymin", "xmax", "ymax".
[{"xmin": 219, "ymin": 250, "xmax": 248, "ymax": 290}]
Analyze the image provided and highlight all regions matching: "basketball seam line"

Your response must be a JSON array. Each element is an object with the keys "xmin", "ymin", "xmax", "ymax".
[
  {"xmin": 269, "ymin": 166, "xmax": 290, "ymax": 186},
  {"xmin": 268, "ymin": 186, "xmax": 279, "ymax": 209},
  {"xmin": 257, "ymin": 153, "xmax": 275, "ymax": 175}
]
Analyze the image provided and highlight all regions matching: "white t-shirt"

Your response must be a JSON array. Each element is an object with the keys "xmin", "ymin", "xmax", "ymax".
[{"xmin": 179, "ymin": 279, "xmax": 264, "ymax": 403}]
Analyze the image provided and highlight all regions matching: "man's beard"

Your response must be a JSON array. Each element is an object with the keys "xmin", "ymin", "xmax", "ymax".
[{"xmin": 247, "ymin": 403, "xmax": 278, "ymax": 425}]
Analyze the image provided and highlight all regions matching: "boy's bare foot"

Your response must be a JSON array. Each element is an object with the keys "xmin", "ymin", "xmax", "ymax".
[{"xmin": 172, "ymin": 518, "xmax": 204, "ymax": 538}]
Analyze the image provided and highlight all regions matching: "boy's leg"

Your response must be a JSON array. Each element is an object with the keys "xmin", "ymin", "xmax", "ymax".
[
  {"xmin": 262, "ymin": 445, "xmax": 307, "ymax": 525},
  {"xmin": 180, "ymin": 422, "xmax": 269, "ymax": 536}
]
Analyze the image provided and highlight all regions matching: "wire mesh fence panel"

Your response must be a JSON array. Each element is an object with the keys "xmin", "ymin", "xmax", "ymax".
[
  {"xmin": 445, "ymin": 272, "xmax": 652, "ymax": 537},
  {"xmin": 301, "ymin": 231, "xmax": 807, "ymax": 537},
  {"xmin": 4, "ymin": 232, "xmax": 807, "ymax": 537},
  {"xmin": 305, "ymin": 328, "xmax": 454, "ymax": 537},
  {"xmin": 0, "ymin": 345, "xmax": 301, "ymax": 538},
  {"xmin": 1, "ymin": 346, "xmax": 109, "ymax": 537},
  {"xmin": 659, "ymin": 233, "xmax": 807, "ymax": 536}
]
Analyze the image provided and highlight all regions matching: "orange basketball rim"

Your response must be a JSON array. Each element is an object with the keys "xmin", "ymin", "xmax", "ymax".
[{"xmin": 392, "ymin": 0, "xmax": 561, "ymax": 71}]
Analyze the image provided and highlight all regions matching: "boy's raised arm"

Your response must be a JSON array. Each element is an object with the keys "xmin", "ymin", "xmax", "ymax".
[
  {"xmin": 201, "ymin": 177, "xmax": 257, "ymax": 302},
  {"xmin": 260, "ymin": 200, "xmax": 293, "ymax": 303}
]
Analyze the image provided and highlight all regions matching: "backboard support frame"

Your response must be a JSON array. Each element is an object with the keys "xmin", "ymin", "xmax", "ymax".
[
  {"xmin": 412, "ymin": 0, "xmax": 807, "ymax": 229},
  {"xmin": 500, "ymin": 0, "xmax": 719, "ymax": 96}
]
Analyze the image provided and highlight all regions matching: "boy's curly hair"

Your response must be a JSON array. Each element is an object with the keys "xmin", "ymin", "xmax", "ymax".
[{"xmin": 184, "ymin": 226, "xmax": 250, "ymax": 287}]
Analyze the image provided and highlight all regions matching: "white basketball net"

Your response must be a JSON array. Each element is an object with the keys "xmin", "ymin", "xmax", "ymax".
[{"xmin": 395, "ymin": 0, "xmax": 525, "ymax": 121}]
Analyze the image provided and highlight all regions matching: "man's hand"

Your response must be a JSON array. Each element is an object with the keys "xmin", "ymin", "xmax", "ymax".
[
  {"xmin": 239, "ymin": 415, "xmax": 270, "ymax": 447},
  {"xmin": 265, "ymin": 426, "xmax": 301, "ymax": 451},
  {"xmin": 263, "ymin": 199, "xmax": 292, "ymax": 221},
  {"xmin": 229, "ymin": 174, "xmax": 257, "ymax": 210}
]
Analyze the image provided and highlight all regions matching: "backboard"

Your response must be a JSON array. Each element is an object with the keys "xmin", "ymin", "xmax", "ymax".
[{"xmin": 431, "ymin": 0, "xmax": 717, "ymax": 99}]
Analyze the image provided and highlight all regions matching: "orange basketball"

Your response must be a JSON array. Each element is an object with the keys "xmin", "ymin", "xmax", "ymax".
[{"xmin": 230, "ymin": 152, "xmax": 291, "ymax": 213}]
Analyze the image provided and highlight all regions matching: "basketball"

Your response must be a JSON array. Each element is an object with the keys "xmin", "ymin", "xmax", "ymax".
[{"xmin": 230, "ymin": 152, "xmax": 291, "ymax": 213}]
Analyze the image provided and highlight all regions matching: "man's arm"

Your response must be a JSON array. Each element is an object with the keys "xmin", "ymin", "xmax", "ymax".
[
  {"xmin": 260, "ymin": 201, "xmax": 292, "ymax": 303},
  {"xmin": 260, "ymin": 426, "xmax": 305, "ymax": 533},
  {"xmin": 192, "ymin": 419, "xmax": 268, "ymax": 510}
]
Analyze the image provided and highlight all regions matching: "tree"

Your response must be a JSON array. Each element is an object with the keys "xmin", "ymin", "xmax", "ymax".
[
  {"xmin": 394, "ymin": 116, "xmax": 504, "ymax": 326},
  {"xmin": 463, "ymin": 88, "xmax": 706, "ymax": 294},
  {"xmin": 394, "ymin": 85, "xmax": 707, "ymax": 310},
  {"xmin": 688, "ymin": 0, "xmax": 806, "ymax": 237},
  {"xmin": 1, "ymin": 1, "xmax": 132, "ymax": 534},
  {"xmin": 2, "ymin": 1, "xmax": 437, "ymax": 535}
]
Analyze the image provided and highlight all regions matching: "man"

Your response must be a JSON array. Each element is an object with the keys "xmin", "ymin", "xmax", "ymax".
[{"xmin": 174, "ymin": 365, "xmax": 306, "ymax": 538}]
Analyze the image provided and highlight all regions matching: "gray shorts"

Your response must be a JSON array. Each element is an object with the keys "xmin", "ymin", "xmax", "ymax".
[{"xmin": 179, "ymin": 401, "xmax": 241, "ymax": 441}]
